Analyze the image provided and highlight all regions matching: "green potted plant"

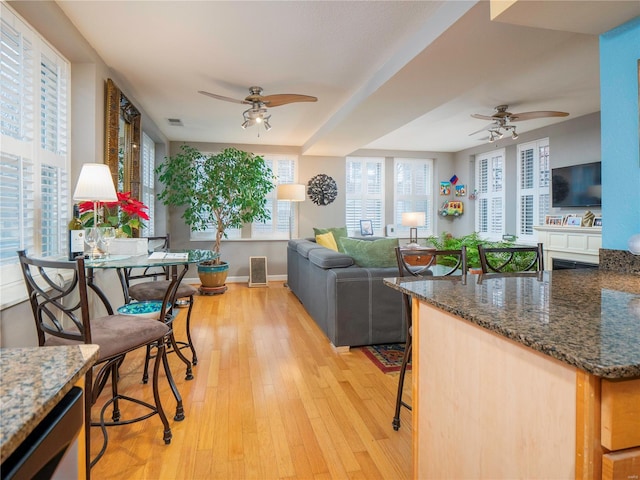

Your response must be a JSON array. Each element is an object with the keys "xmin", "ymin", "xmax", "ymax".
[
  {"xmin": 425, "ymin": 231, "xmax": 524, "ymax": 274},
  {"xmin": 156, "ymin": 145, "xmax": 275, "ymax": 294}
]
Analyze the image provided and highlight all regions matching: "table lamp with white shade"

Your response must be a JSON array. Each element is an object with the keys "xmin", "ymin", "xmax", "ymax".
[
  {"xmin": 73, "ymin": 163, "xmax": 118, "ymax": 257},
  {"xmin": 277, "ymin": 184, "xmax": 306, "ymax": 240},
  {"xmin": 402, "ymin": 211, "xmax": 426, "ymax": 248}
]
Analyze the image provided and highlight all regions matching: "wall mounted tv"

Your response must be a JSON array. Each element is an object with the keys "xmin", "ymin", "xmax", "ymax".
[{"xmin": 551, "ymin": 161, "xmax": 601, "ymax": 208}]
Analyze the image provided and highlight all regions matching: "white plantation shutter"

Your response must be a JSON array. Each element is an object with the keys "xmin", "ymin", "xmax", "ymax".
[
  {"xmin": 475, "ymin": 149, "xmax": 505, "ymax": 241},
  {"xmin": 141, "ymin": 132, "xmax": 155, "ymax": 236},
  {"xmin": 517, "ymin": 139, "xmax": 550, "ymax": 242},
  {"xmin": 40, "ymin": 163, "xmax": 68, "ymax": 257},
  {"xmin": 190, "ymin": 154, "xmax": 297, "ymax": 241},
  {"xmin": 0, "ymin": 4, "xmax": 70, "ymax": 291},
  {"xmin": 519, "ymin": 147, "xmax": 535, "ymax": 237},
  {"xmin": 253, "ymin": 155, "xmax": 297, "ymax": 239},
  {"xmin": 394, "ymin": 158, "xmax": 433, "ymax": 237},
  {"xmin": 39, "ymin": 46, "xmax": 67, "ymax": 156},
  {"xmin": 538, "ymin": 142, "xmax": 551, "ymax": 225},
  {"xmin": 345, "ymin": 157, "xmax": 384, "ymax": 235}
]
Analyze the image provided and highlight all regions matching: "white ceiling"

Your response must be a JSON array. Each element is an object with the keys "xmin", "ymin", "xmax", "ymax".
[{"xmin": 54, "ymin": 0, "xmax": 640, "ymax": 156}]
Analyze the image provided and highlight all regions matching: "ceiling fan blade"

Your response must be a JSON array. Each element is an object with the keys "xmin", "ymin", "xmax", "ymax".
[
  {"xmin": 198, "ymin": 90, "xmax": 250, "ymax": 105},
  {"xmin": 261, "ymin": 94, "xmax": 318, "ymax": 107},
  {"xmin": 471, "ymin": 113, "xmax": 498, "ymax": 121},
  {"xmin": 469, "ymin": 122, "xmax": 498, "ymax": 136},
  {"xmin": 509, "ymin": 111, "xmax": 569, "ymax": 121}
]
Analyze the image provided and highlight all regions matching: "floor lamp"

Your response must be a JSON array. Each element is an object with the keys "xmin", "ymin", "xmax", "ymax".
[
  {"xmin": 73, "ymin": 163, "xmax": 118, "ymax": 257},
  {"xmin": 277, "ymin": 184, "xmax": 306, "ymax": 240},
  {"xmin": 402, "ymin": 211, "xmax": 425, "ymax": 248}
]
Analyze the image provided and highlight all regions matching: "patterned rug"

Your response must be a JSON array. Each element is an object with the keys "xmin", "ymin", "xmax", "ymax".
[{"xmin": 361, "ymin": 343, "xmax": 410, "ymax": 374}]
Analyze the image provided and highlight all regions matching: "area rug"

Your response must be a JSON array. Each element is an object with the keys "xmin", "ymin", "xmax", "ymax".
[{"xmin": 360, "ymin": 343, "xmax": 410, "ymax": 374}]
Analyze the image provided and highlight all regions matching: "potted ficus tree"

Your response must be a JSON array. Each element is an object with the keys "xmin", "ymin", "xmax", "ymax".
[{"xmin": 156, "ymin": 145, "xmax": 275, "ymax": 294}]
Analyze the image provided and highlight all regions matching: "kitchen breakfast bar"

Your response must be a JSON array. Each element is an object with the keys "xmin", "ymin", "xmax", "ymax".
[{"xmin": 385, "ymin": 269, "xmax": 640, "ymax": 479}]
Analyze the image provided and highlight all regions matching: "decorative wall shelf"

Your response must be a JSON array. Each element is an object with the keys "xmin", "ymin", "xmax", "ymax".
[{"xmin": 534, "ymin": 225, "xmax": 602, "ymax": 267}]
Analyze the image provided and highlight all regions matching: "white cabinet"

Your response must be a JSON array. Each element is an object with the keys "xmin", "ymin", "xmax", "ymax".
[{"xmin": 534, "ymin": 225, "xmax": 601, "ymax": 268}]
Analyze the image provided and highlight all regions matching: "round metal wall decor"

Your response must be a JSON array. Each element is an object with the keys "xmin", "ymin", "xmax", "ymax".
[{"xmin": 307, "ymin": 174, "xmax": 338, "ymax": 206}]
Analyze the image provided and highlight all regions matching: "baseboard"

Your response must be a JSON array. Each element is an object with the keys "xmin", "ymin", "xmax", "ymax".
[
  {"xmin": 183, "ymin": 274, "xmax": 288, "ymax": 285},
  {"xmin": 331, "ymin": 344, "xmax": 351, "ymax": 354}
]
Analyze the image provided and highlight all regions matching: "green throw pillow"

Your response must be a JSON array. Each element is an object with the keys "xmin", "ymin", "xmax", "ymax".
[
  {"xmin": 339, "ymin": 237, "xmax": 399, "ymax": 268},
  {"xmin": 313, "ymin": 226, "xmax": 348, "ymax": 252}
]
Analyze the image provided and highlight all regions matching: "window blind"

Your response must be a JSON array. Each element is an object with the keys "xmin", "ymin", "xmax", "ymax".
[
  {"xmin": 189, "ymin": 153, "xmax": 297, "ymax": 241},
  {"xmin": 141, "ymin": 132, "xmax": 155, "ymax": 236},
  {"xmin": 517, "ymin": 139, "xmax": 550, "ymax": 242},
  {"xmin": 345, "ymin": 157, "xmax": 384, "ymax": 235},
  {"xmin": 394, "ymin": 158, "xmax": 433, "ymax": 237},
  {"xmin": 475, "ymin": 149, "xmax": 505, "ymax": 240},
  {"xmin": 0, "ymin": 4, "xmax": 70, "ymax": 292},
  {"xmin": 253, "ymin": 156, "xmax": 297, "ymax": 239}
]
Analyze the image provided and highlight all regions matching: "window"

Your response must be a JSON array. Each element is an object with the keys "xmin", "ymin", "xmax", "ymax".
[
  {"xmin": 394, "ymin": 158, "xmax": 433, "ymax": 238},
  {"xmin": 1, "ymin": 4, "xmax": 70, "ymax": 293},
  {"xmin": 190, "ymin": 153, "xmax": 298, "ymax": 241},
  {"xmin": 252, "ymin": 154, "xmax": 298, "ymax": 239},
  {"xmin": 140, "ymin": 132, "xmax": 155, "ymax": 236},
  {"xmin": 517, "ymin": 138, "xmax": 550, "ymax": 243},
  {"xmin": 475, "ymin": 149, "xmax": 505, "ymax": 241},
  {"xmin": 345, "ymin": 157, "xmax": 384, "ymax": 236}
]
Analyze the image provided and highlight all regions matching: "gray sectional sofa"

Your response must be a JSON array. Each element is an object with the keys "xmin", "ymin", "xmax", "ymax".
[{"xmin": 286, "ymin": 237, "xmax": 406, "ymax": 348}]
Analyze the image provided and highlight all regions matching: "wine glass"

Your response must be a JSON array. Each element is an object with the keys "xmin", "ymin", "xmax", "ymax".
[
  {"xmin": 84, "ymin": 227, "xmax": 101, "ymax": 259},
  {"xmin": 100, "ymin": 226, "xmax": 116, "ymax": 258}
]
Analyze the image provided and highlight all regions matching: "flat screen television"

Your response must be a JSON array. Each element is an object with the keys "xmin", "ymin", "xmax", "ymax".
[{"xmin": 551, "ymin": 161, "xmax": 601, "ymax": 208}]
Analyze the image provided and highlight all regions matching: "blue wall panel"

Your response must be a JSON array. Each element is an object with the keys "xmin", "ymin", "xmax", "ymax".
[{"xmin": 600, "ymin": 16, "xmax": 640, "ymax": 250}]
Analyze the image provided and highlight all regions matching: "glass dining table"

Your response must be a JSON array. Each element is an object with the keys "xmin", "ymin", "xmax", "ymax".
[{"xmin": 84, "ymin": 249, "xmax": 216, "ymax": 420}]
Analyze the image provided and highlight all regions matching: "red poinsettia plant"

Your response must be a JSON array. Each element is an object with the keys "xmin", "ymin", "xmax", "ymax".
[{"xmin": 79, "ymin": 191, "xmax": 149, "ymax": 237}]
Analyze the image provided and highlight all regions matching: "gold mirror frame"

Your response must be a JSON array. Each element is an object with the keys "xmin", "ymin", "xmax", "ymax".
[{"xmin": 105, "ymin": 78, "xmax": 141, "ymax": 200}]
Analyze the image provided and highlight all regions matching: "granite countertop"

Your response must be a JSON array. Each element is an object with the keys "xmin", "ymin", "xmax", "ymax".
[
  {"xmin": 0, "ymin": 344, "xmax": 100, "ymax": 462},
  {"xmin": 385, "ymin": 269, "xmax": 640, "ymax": 379}
]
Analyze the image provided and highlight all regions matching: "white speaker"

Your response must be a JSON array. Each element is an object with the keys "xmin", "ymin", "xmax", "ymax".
[{"xmin": 249, "ymin": 256, "xmax": 268, "ymax": 287}]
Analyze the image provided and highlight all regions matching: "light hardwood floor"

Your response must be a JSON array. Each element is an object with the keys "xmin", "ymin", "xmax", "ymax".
[{"xmin": 89, "ymin": 282, "xmax": 412, "ymax": 479}]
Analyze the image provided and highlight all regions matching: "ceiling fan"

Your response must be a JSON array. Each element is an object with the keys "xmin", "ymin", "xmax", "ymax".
[
  {"xmin": 470, "ymin": 104, "xmax": 569, "ymax": 142},
  {"xmin": 198, "ymin": 86, "xmax": 318, "ymax": 131}
]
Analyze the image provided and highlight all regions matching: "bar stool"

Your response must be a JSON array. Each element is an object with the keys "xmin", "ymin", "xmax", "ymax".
[
  {"xmin": 18, "ymin": 250, "xmax": 175, "ymax": 470},
  {"xmin": 124, "ymin": 234, "xmax": 199, "ymax": 381},
  {"xmin": 477, "ymin": 243, "xmax": 544, "ymax": 273},
  {"xmin": 392, "ymin": 245, "xmax": 467, "ymax": 431}
]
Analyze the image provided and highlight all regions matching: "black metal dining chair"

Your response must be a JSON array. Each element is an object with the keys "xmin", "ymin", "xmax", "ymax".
[
  {"xmin": 392, "ymin": 245, "xmax": 467, "ymax": 431},
  {"xmin": 17, "ymin": 250, "xmax": 176, "ymax": 470},
  {"xmin": 123, "ymin": 234, "xmax": 199, "ymax": 381},
  {"xmin": 477, "ymin": 243, "xmax": 544, "ymax": 273}
]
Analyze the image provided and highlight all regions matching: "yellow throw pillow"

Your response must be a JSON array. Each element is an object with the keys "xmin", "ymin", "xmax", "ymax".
[{"xmin": 316, "ymin": 232, "xmax": 339, "ymax": 251}]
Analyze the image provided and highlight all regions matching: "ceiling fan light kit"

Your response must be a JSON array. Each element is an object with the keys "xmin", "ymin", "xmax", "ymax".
[
  {"xmin": 472, "ymin": 104, "xmax": 567, "ymax": 142},
  {"xmin": 199, "ymin": 85, "xmax": 317, "ymax": 133},
  {"xmin": 242, "ymin": 107, "xmax": 271, "ymax": 131}
]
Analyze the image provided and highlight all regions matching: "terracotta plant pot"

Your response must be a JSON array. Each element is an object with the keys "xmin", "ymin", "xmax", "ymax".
[{"xmin": 197, "ymin": 261, "xmax": 229, "ymax": 295}]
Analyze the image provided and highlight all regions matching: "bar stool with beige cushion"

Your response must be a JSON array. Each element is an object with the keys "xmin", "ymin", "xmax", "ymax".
[
  {"xmin": 18, "ymin": 250, "xmax": 175, "ymax": 471},
  {"xmin": 125, "ymin": 235, "xmax": 199, "ymax": 381}
]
